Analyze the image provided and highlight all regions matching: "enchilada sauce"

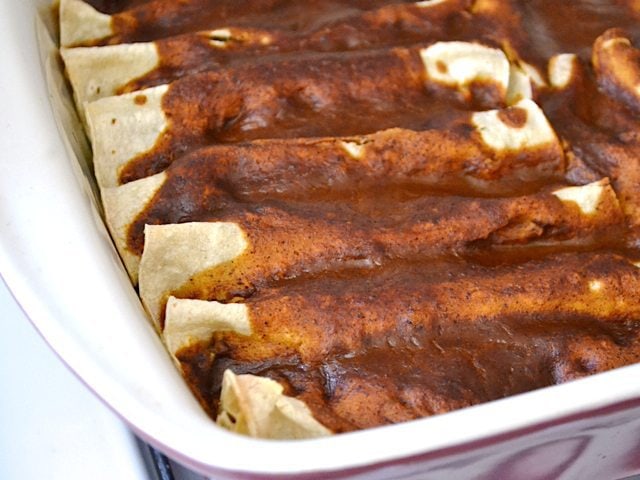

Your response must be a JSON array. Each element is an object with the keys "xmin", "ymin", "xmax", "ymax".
[
  {"xmin": 175, "ymin": 254, "xmax": 640, "ymax": 431},
  {"xmin": 104, "ymin": 1, "xmax": 640, "ymax": 429},
  {"xmin": 118, "ymin": 46, "xmax": 508, "ymax": 184},
  {"xmin": 118, "ymin": 1, "xmax": 476, "ymax": 92},
  {"xmin": 86, "ymin": 0, "xmax": 421, "ymax": 44}
]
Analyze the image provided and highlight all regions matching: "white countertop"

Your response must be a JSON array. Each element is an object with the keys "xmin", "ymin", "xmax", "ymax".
[{"xmin": 0, "ymin": 278, "xmax": 150, "ymax": 480}]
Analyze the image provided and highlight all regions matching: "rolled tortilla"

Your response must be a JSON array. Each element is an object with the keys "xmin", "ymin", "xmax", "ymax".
[
  {"xmin": 165, "ymin": 252, "xmax": 640, "ymax": 433},
  {"xmin": 129, "ymin": 99, "xmax": 561, "ymax": 199},
  {"xmin": 163, "ymin": 248, "xmax": 640, "ymax": 363},
  {"xmin": 102, "ymin": 100, "xmax": 564, "ymax": 282},
  {"xmin": 85, "ymin": 42, "xmax": 515, "ymax": 188},
  {"xmin": 59, "ymin": 0, "xmax": 113, "ymax": 47},
  {"xmin": 216, "ymin": 370, "xmax": 331, "ymax": 439},
  {"xmin": 137, "ymin": 179, "xmax": 623, "ymax": 327},
  {"xmin": 59, "ymin": 0, "xmax": 472, "ymax": 47},
  {"xmin": 60, "ymin": 0, "xmax": 474, "ymax": 106}
]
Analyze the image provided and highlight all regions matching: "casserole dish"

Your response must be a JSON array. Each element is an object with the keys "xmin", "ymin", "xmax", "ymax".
[{"xmin": 1, "ymin": 0, "xmax": 640, "ymax": 477}]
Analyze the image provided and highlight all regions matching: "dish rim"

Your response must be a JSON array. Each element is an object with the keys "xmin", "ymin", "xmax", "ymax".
[{"xmin": 1, "ymin": 1, "xmax": 640, "ymax": 476}]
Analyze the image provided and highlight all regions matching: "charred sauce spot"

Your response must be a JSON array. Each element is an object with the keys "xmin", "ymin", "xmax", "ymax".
[
  {"xmin": 134, "ymin": 94, "xmax": 148, "ymax": 105},
  {"xmin": 436, "ymin": 60, "xmax": 448, "ymax": 74},
  {"xmin": 498, "ymin": 107, "xmax": 528, "ymax": 129}
]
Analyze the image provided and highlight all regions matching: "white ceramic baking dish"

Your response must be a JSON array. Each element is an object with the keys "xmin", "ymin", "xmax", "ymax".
[{"xmin": 2, "ymin": 1, "xmax": 640, "ymax": 478}]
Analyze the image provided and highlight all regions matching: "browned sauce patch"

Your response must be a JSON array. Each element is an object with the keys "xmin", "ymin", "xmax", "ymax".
[
  {"xmin": 497, "ymin": 107, "xmax": 528, "ymax": 128},
  {"xmin": 133, "ymin": 94, "xmax": 147, "ymax": 105},
  {"xmin": 84, "ymin": 0, "xmax": 146, "ymax": 14},
  {"xmin": 436, "ymin": 60, "xmax": 448, "ymax": 74}
]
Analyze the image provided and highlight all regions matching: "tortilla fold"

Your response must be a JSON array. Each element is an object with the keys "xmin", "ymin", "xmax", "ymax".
[
  {"xmin": 85, "ymin": 85, "xmax": 169, "ymax": 188},
  {"xmin": 59, "ymin": 0, "xmax": 113, "ymax": 47},
  {"xmin": 61, "ymin": 43, "xmax": 160, "ymax": 121},
  {"xmin": 216, "ymin": 370, "xmax": 331, "ymax": 439},
  {"xmin": 138, "ymin": 222, "xmax": 248, "ymax": 328}
]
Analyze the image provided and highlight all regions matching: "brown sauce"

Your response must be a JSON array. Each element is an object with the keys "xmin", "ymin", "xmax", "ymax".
[
  {"xmin": 121, "ymin": 1, "xmax": 478, "ymax": 92},
  {"xmin": 159, "ymin": 190, "xmax": 624, "ymax": 308},
  {"xmin": 539, "ymin": 56, "xmax": 640, "ymax": 231},
  {"xmin": 519, "ymin": 0, "xmax": 640, "ymax": 64},
  {"xmin": 175, "ymin": 253, "xmax": 640, "ymax": 431},
  {"xmin": 86, "ymin": 0, "xmax": 419, "ymax": 44},
  {"xmin": 84, "ymin": 0, "xmax": 146, "ymax": 14},
  {"xmin": 119, "ymin": 46, "xmax": 508, "ymax": 184},
  {"xmin": 126, "ymin": 123, "xmax": 567, "ymax": 256},
  {"xmin": 87, "ymin": 0, "xmax": 640, "ymax": 430},
  {"xmin": 85, "ymin": 1, "xmax": 640, "ymax": 76}
]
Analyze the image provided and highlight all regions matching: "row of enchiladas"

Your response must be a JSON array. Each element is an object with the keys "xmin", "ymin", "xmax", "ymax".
[{"xmin": 59, "ymin": 0, "xmax": 640, "ymax": 437}]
